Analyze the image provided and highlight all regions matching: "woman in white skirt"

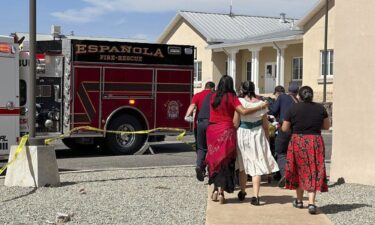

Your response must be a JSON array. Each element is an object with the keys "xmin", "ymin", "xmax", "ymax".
[{"xmin": 234, "ymin": 81, "xmax": 279, "ymax": 205}]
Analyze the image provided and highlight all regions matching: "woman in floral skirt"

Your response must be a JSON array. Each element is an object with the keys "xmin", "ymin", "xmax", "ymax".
[{"xmin": 281, "ymin": 86, "xmax": 330, "ymax": 214}]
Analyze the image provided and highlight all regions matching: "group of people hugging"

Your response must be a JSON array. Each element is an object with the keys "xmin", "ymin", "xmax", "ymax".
[{"xmin": 185, "ymin": 75, "xmax": 330, "ymax": 215}]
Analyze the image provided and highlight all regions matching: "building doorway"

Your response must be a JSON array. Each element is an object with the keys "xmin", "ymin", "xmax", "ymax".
[{"xmin": 264, "ymin": 62, "xmax": 276, "ymax": 93}]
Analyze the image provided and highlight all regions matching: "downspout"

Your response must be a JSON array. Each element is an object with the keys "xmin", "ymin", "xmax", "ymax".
[
  {"xmin": 273, "ymin": 42, "xmax": 281, "ymax": 85},
  {"xmin": 222, "ymin": 48, "xmax": 229, "ymax": 75}
]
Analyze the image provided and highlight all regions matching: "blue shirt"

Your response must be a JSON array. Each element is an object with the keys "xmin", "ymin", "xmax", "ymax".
[{"xmin": 270, "ymin": 94, "xmax": 297, "ymax": 123}]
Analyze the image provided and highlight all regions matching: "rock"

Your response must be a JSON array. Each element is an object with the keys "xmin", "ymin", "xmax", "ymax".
[
  {"xmin": 79, "ymin": 187, "xmax": 86, "ymax": 194},
  {"xmin": 55, "ymin": 212, "xmax": 73, "ymax": 223}
]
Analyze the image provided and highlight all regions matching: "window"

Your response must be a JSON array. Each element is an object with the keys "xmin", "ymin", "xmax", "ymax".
[
  {"xmin": 246, "ymin": 62, "xmax": 252, "ymax": 81},
  {"xmin": 194, "ymin": 61, "xmax": 202, "ymax": 82},
  {"xmin": 225, "ymin": 60, "xmax": 228, "ymax": 75},
  {"xmin": 321, "ymin": 50, "xmax": 334, "ymax": 76},
  {"xmin": 292, "ymin": 57, "xmax": 303, "ymax": 80},
  {"xmin": 20, "ymin": 80, "xmax": 27, "ymax": 106}
]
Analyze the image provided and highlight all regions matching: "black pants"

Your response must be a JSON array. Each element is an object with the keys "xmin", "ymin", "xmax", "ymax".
[
  {"xmin": 196, "ymin": 119, "xmax": 209, "ymax": 170},
  {"xmin": 275, "ymin": 128, "xmax": 291, "ymax": 177}
]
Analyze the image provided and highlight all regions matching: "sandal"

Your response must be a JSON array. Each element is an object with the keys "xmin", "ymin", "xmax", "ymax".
[
  {"xmin": 292, "ymin": 199, "xmax": 303, "ymax": 209},
  {"xmin": 250, "ymin": 196, "xmax": 260, "ymax": 206},
  {"xmin": 237, "ymin": 191, "xmax": 247, "ymax": 201},
  {"xmin": 308, "ymin": 204, "xmax": 317, "ymax": 214},
  {"xmin": 218, "ymin": 193, "xmax": 225, "ymax": 204},
  {"xmin": 211, "ymin": 190, "xmax": 218, "ymax": 201}
]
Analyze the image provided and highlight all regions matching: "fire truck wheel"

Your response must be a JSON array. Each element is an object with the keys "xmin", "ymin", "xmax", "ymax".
[{"xmin": 106, "ymin": 114, "xmax": 147, "ymax": 155}]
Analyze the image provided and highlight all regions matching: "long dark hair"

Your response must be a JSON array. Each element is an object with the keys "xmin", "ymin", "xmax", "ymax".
[
  {"xmin": 298, "ymin": 86, "xmax": 314, "ymax": 102},
  {"xmin": 240, "ymin": 80, "xmax": 256, "ymax": 99},
  {"xmin": 212, "ymin": 75, "xmax": 236, "ymax": 109}
]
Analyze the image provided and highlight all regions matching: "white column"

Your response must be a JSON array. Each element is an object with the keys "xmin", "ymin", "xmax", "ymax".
[
  {"xmin": 249, "ymin": 47, "xmax": 262, "ymax": 94},
  {"xmin": 276, "ymin": 51, "xmax": 281, "ymax": 86},
  {"xmin": 279, "ymin": 48, "xmax": 286, "ymax": 87},
  {"xmin": 226, "ymin": 48, "xmax": 239, "ymax": 90},
  {"xmin": 273, "ymin": 44, "xmax": 287, "ymax": 87}
]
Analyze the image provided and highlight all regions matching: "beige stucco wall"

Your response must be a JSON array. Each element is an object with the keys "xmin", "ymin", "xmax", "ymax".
[
  {"xmin": 330, "ymin": 0, "xmax": 375, "ymax": 185},
  {"xmin": 284, "ymin": 43, "xmax": 303, "ymax": 88},
  {"xmin": 212, "ymin": 51, "xmax": 227, "ymax": 85},
  {"xmin": 159, "ymin": 19, "xmax": 213, "ymax": 93},
  {"xmin": 302, "ymin": 0, "xmax": 335, "ymax": 102}
]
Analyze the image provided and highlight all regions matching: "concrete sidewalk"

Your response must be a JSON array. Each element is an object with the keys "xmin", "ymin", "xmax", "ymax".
[{"xmin": 205, "ymin": 182, "xmax": 333, "ymax": 225}]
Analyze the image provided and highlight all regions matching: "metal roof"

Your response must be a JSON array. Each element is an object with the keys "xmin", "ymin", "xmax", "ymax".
[
  {"xmin": 208, "ymin": 29, "xmax": 303, "ymax": 49},
  {"xmin": 178, "ymin": 11, "xmax": 297, "ymax": 42}
]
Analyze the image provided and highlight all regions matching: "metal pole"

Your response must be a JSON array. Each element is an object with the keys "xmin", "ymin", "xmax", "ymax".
[
  {"xmin": 28, "ymin": 0, "xmax": 36, "ymax": 138},
  {"xmin": 323, "ymin": 0, "xmax": 329, "ymax": 103}
]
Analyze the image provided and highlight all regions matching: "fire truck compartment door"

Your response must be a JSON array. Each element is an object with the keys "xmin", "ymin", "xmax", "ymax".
[
  {"xmin": 72, "ymin": 66, "xmax": 101, "ymax": 129},
  {"xmin": 0, "ymin": 54, "xmax": 20, "ymax": 155},
  {"xmin": 155, "ymin": 69, "xmax": 192, "ymax": 129}
]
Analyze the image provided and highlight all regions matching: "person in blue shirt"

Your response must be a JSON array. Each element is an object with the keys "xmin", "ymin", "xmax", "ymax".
[{"xmin": 270, "ymin": 83, "xmax": 299, "ymax": 187}]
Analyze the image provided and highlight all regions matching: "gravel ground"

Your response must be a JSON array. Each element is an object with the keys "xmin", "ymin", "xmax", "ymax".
[
  {"xmin": 317, "ymin": 181, "xmax": 375, "ymax": 225},
  {"xmin": 0, "ymin": 167, "xmax": 207, "ymax": 225}
]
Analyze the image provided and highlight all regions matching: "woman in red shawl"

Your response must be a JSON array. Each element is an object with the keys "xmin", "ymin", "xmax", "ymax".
[{"xmin": 206, "ymin": 75, "xmax": 267, "ymax": 204}]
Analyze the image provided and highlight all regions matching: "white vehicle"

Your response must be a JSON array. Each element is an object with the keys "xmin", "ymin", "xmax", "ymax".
[{"xmin": 0, "ymin": 36, "xmax": 19, "ymax": 156}]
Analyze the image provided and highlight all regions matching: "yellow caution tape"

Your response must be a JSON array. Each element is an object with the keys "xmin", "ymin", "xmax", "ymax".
[
  {"xmin": 0, "ymin": 135, "xmax": 29, "ymax": 175},
  {"xmin": 44, "ymin": 126, "xmax": 188, "ymax": 145},
  {"xmin": 0, "ymin": 126, "xmax": 193, "ymax": 176}
]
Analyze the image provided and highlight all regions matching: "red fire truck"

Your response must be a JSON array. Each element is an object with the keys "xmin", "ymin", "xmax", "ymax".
[{"xmin": 2, "ymin": 37, "xmax": 194, "ymax": 155}]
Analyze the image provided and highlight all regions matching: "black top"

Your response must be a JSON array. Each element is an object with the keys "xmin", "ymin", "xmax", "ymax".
[
  {"xmin": 284, "ymin": 102, "xmax": 328, "ymax": 135},
  {"xmin": 197, "ymin": 93, "xmax": 212, "ymax": 120}
]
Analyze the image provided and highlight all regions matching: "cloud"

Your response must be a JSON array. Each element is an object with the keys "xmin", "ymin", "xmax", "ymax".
[
  {"xmin": 51, "ymin": 0, "xmax": 317, "ymax": 23},
  {"xmin": 129, "ymin": 33, "xmax": 148, "ymax": 40},
  {"xmin": 51, "ymin": 6, "xmax": 104, "ymax": 23},
  {"xmin": 114, "ymin": 18, "xmax": 127, "ymax": 26}
]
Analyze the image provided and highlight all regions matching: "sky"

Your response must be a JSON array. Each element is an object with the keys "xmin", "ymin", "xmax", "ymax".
[{"xmin": 0, "ymin": 0, "xmax": 318, "ymax": 42}]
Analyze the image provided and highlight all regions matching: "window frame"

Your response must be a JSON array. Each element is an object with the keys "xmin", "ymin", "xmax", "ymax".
[
  {"xmin": 292, "ymin": 57, "xmax": 303, "ymax": 81},
  {"xmin": 320, "ymin": 49, "xmax": 334, "ymax": 77},
  {"xmin": 193, "ymin": 61, "xmax": 202, "ymax": 88}
]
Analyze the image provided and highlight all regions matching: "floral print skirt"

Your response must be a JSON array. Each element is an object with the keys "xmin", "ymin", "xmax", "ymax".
[{"xmin": 285, "ymin": 134, "xmax": 328, "ymax": 192}]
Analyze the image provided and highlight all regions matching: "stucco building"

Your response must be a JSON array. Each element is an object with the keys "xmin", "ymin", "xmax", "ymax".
[
  {"xmin": 297, "ymin": 0, "xmax": 335, "ymax": 101},
  {"xmin": 158, "ymin": 0, "xmax": 375, "ymax": 185},
  {"xmin": 158, "ymin": 11, "xmax": 303, "ymax": 96}
]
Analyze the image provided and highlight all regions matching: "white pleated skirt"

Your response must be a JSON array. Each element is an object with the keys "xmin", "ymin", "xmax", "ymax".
[{"xmin": 236, "ymin": 126, "xmax": 279, "ymax": 176}]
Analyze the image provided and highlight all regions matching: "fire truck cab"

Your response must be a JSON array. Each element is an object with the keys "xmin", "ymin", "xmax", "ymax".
[{"xmin": 7, "ymin": 38, "xmax": 194, "ymax": 155}]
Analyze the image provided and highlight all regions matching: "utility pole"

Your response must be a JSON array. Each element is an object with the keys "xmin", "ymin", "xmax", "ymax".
[
  {"xmin": 323, "ymin": 0, "xmax": 329, "ymax": 103},
  {"xmin": 28, "ymin": 0, "xmax": 36, "ymax": 138}
]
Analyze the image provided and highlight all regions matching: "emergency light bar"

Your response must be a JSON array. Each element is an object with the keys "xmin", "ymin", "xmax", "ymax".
[{"xmin": 0, "ymin": 43, "xmax": 12, "ymax": 54}]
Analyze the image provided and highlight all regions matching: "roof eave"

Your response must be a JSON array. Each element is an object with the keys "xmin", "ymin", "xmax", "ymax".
[
  {"xmin": 207, "ymin": 34, "xmax": 303, "ymax": 50},
  {"xmin": 297, "ymin": 0, "xmax": 327, "ymax": 28}
]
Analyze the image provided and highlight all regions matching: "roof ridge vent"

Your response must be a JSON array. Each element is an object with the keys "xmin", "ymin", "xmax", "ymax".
[
  {"xmin": 229, "ymin": 0, "xmax": 235, "ymax": 17},
  {"xmin": 279, "ymin": 13, "xmax": 287, "ymax": 23}
]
